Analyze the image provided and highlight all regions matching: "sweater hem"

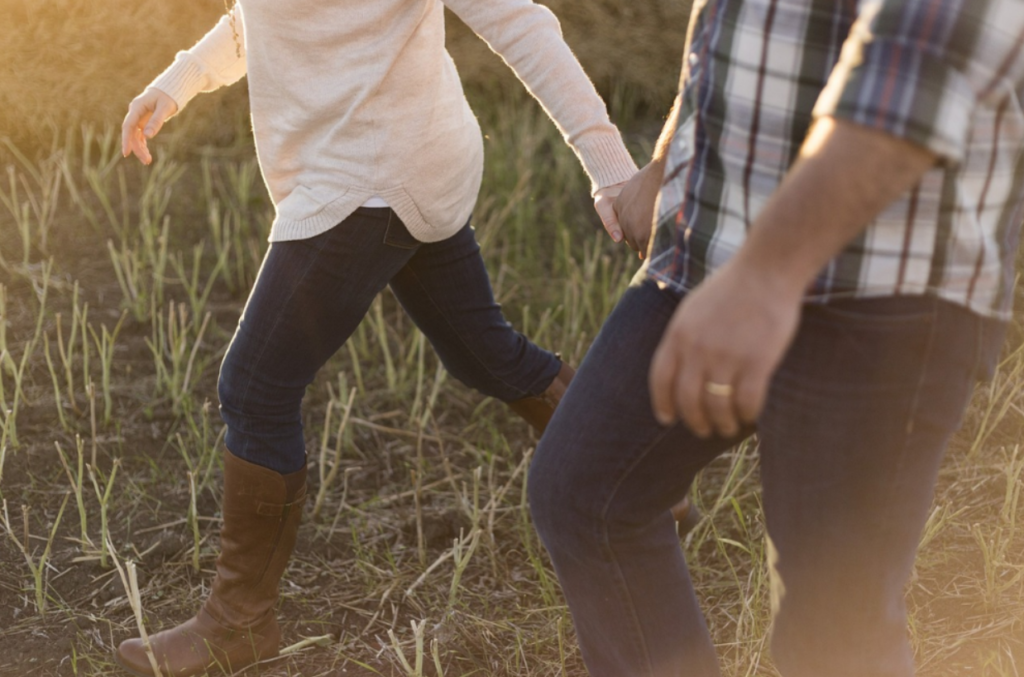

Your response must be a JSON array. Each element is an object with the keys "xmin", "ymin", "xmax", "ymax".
[{"xmin": 268, "ymin": 187, "xmax": 473, "ymax": 244}]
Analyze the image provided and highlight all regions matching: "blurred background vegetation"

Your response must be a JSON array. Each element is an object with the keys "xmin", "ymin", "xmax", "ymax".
[{"xmin": 0, "ymin": 0, "xmax": 691, "ymax": 150}]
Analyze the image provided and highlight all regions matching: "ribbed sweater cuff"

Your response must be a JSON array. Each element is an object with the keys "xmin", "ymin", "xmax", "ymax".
[
  {"xmin": 149, "ymin": 54, "xmax": 207, "ymax": 111},
  {"xmin": 574, "ymin": 132, "xmax": 640, "ymax": 194}
]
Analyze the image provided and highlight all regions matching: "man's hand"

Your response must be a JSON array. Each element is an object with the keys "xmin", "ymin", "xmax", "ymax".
[
  {"xmin": 122, "ymin": 88, "xmax": 179, "ymax": 165},
  {"xmin": 647, "ymin": 118, "xmax": 937, "ymax": 437},
  {"xmin": 612, "ymin": 159, "xmax": 665, "ymax": 259},
  {"xmin": 648, "ymin": 259, "xmax": 802, "ymax": 438}
]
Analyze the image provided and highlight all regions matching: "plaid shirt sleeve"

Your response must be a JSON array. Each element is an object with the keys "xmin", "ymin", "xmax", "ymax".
[{"xmin": 814, "ymin": 0, "xmax": 1024, "ymax": 163}]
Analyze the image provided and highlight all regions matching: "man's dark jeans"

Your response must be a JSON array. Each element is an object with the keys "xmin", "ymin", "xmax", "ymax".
[
  {"xmin": 219, "ymin": 207, "xmax": 560, "ymax": 474},
  {"xmin": 529, "ymin": 279, "xmax": 1006, "ymax": 677}
]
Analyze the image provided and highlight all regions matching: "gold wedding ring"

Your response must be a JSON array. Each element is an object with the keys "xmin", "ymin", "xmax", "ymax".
[{"xmin": 704, "ymin": 381, "xmax": 734, "ymax": 397}]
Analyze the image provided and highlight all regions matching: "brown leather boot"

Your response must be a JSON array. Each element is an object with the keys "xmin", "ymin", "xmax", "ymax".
[
  {"xmin": 115, "ymin": 450, "xmax": 307, "ymax": 677},
  {"xmin": 505, "ymin": 361, "xmax": 576, "ymax": 433},
  {"xmin": 506, "ymin": 362, "xmax": 698, "ymax": 535}
]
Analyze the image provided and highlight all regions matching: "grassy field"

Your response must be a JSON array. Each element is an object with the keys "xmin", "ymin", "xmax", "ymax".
[{"xmin": 1, "ymin": 3, "xmax": 1023, "ymax": 677}]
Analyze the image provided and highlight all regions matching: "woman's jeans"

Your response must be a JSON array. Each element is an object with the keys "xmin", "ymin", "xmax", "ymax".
[
  {"xmin": 219, "ymin": 207, "xmax": 561, "ymax": 474},
  {"xmin": 529, "ymin": 279, "xmax": 1006, "ymax": 677}
]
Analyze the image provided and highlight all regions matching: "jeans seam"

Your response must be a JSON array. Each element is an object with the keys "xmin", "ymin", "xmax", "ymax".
[
  {"xmin": 901, "ymin": 301, "xmax": 939, "ymax": 444},
  {"xmin": 972, "ymin": 311, "xmax": 986, "ymax": 380},
  {"xmin": 232, "ymin": 234, "xmax": 334, "ymax": 452},
  {"xmin": 881, "ymin": 301, "xmax": 940, "ymax": 537},
  {"xmin": 596, "ymin": 424, "xmax": 680, "ymax": 677},
  {"xmin": 400, "ymin": 263, "xmax": 538, "ymax": 400}
]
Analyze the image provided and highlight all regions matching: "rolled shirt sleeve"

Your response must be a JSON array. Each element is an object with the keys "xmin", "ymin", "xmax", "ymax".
[{"xmin": 814, "ymin": 0, "xmax": 1024, "ymax": 163}]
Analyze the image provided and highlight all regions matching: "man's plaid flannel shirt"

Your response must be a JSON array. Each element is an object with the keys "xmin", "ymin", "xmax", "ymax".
[{"xmin": 649, "ymin": 0, "xmax": 1024, "ymax": 319}]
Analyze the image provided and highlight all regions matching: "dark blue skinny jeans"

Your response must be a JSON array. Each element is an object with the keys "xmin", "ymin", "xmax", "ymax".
[
  {"xmin": 529, "ymin": 278, "xmax": 1006, "ymax": 677},
  {"xmin": 218, "ymin": 207, "xmax": 561, "ymax": 474}
]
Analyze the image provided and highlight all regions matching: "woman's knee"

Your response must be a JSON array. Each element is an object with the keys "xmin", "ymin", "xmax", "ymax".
[
  {"xmin": 217, "ymin": 337, "xmax": 304, "ymax": 438},
  {"xmin": 217, "ymin": 340, "xmax": 308, "ymax": 472},
  {"xmin": 217, "ymin": 342, "xmax": 254, "ymax": 422}
]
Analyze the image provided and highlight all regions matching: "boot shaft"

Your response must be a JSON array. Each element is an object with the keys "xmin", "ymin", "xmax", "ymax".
[{"xmin": 207, "ymin": 450, "xmax": 307, "ymax": 628}]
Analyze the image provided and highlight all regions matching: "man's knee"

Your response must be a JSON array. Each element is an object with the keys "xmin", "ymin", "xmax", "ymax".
[
  {"xmin": 528, "ymin": 438, "xmax": 588, "ymax": 551},
  {"xmin": 527, "ymin": 440, "xmax": 563, "ymax": 539}
]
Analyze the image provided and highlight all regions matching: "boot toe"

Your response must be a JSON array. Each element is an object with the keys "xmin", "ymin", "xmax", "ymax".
[
  {"xmin": 115, "ymin": 638, "xmax": 157, "ymax": 677},
  {"xmin": 115, "ymin": 627, "xmax": 212, "ymax": 677}
]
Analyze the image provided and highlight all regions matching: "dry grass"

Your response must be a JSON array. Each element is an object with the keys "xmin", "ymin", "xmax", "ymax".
[{"xmin": 0, "ymin": 92, "xmax": 1021, "ymax": 675}]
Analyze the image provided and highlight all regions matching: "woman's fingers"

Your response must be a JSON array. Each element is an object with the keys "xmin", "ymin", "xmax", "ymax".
[
  {"xmin": 121, "ymin": 89, "xmax": 178, "ymax": 165},
  {"xmin": 121, "ymin": 103, "xmax": 144, "ymax": 158},
  {"xmin": 132, "ymin": 111, "xmax": 154, "ymax": 164},
  {"xmin": 145, "ymin": 94, "xmax": 177, "ymax": 139},
  {"xmin": 594, "ymin": 193, "xmax": 623, "ymax": 243},
  {"xmin": 122, "ymin": 101, "xmax": 154, "ymax": 163},
  {"xmin": 593, "ymin": 183, "xmax": 626, "ymax": 244}
]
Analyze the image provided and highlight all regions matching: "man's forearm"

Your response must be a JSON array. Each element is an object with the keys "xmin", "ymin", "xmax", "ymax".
[{"xmin": 733, "ymin": 117, "xmax": 938, "ymax": 297}]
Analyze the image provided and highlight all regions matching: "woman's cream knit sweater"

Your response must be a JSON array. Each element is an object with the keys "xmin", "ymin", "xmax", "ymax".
[{"xmin": 150, "ymin": 0, "xmax": 638, "ymax": 242}]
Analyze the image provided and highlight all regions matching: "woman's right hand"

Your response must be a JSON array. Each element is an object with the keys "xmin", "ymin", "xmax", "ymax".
[{"xmin": 121, "ymin": 88, "xmax": 178, "ymax": 165}]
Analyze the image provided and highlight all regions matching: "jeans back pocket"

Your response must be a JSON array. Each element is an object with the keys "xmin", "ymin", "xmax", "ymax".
[{"xmin": 383, "ymin": 211, "xmax": 420, "ymax": 250}]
